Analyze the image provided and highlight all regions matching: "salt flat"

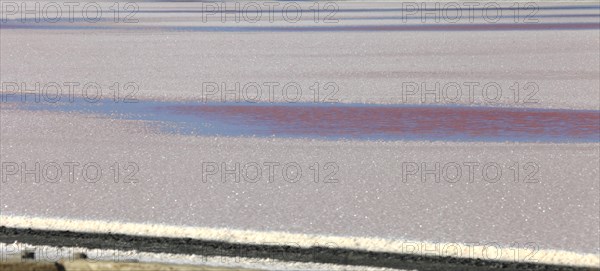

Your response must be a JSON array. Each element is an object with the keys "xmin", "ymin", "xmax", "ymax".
[
  {"xmin": 1, "ymin": 108, "xmax": 599, "ymax": 266},
  {"xmin": 1, "ymin": 2, "xmax": 599, "ymax": 109},
  {"xmin": 1, "ymin": 1, "xmax": 599, "ymax": 269}
]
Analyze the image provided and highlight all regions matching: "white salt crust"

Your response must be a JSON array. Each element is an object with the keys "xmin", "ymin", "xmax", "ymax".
[{"xmin": 1, "ymin": 215, "xmax": 598, "ymax": 268}]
